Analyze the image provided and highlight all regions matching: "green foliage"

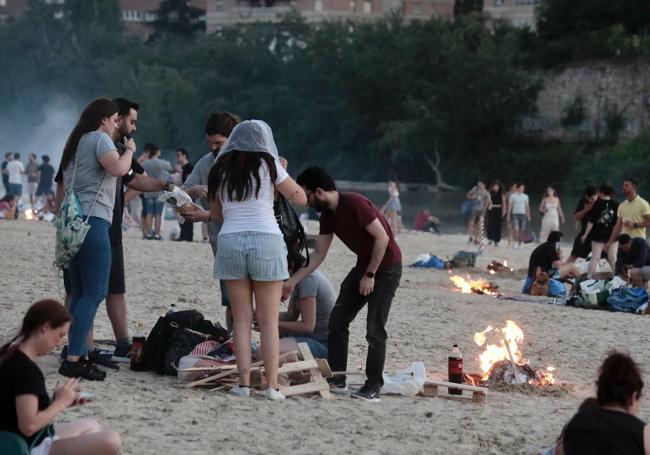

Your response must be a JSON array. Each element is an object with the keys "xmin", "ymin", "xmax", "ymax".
[
  {"xmin": 150, "ymin": 0, "xmax": 205, "ymax": 41},
  {"xmin": 453, "ymin": 0, "xmax": 484, "ymax": 18},
  {"xmin": 534, "ymin": 0, "xmax": 650, "ymax": 66},
  {"xmin": 603, "ymin": 105, "xmax": 626, "ymax": 144},
  {"xmin": 560, "ymin": 96, "xmax": 586, "ymax": 130}
]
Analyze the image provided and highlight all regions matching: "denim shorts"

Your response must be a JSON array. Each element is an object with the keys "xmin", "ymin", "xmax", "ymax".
[
  {"xmin": 144, "ymin": 198, "xmax": 164, "ymax": 216},
  {"xmin": 511, "ymin": 213, "xmax": 527, "ymax": 230},
  {"xmin": 214, "ymin": 231, "xmax": 289, "ymax": 281}
]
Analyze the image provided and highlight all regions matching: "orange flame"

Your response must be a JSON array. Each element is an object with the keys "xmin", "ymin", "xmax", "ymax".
[
  {"xmin": 474, "ymin": 320, "xmax": 555, "ymax": 385},
  {"xmin": 450, "ymin": 275, "xmax": 498, "ymax": 295},
  {"xmin": 24, "ymin": 209, "xmax": 35, "ymax": 220}
]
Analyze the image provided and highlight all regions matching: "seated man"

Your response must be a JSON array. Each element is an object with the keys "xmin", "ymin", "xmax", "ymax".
[
  {"xmin": 277, "ymin": 269, "xmax": 335, "ymax": 359},
  {"xmin": 616, "ymin": 234, "xmax": 650, "ymax": 288},
  {"xmin": 523, "ymin": 231, "xmax": 581, "ymax": 296}
]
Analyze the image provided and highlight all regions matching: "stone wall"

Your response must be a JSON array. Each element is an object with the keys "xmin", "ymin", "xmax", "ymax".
[{"xmin": 528, "ymin": 61, "xmax": 650, "ymax": 141}]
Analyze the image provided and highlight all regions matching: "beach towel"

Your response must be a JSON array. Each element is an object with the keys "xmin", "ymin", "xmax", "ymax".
[{"xmin": 410, "ymin": 254, "xmax": 445, "ymax": 269}]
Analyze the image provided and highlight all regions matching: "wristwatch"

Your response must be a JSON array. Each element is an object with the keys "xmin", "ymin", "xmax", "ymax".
[{"xmin": 365, "ymin": 271, "xmax": 375, "ymax": 278}]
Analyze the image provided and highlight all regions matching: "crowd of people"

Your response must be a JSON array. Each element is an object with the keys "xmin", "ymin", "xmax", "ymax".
[
  {"xmin": 523, "ymin": 178, "xmax": 650, "ymax": 296},
  {"xmin": 2, "ymin": 96, "xmax": 650, "ymax": 454}
]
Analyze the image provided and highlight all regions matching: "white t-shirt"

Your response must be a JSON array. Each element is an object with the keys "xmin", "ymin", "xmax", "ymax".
[
  {"xmin": 509, "ymin": 192, "xmax": 529, "ymax": 215},
  {"xmin": 219, "ymin": 158, "xmax": 289, "ymax": 236},
  {"xmin": 6, "ymin": 161, "xmax": 24, "ymax": 184}
]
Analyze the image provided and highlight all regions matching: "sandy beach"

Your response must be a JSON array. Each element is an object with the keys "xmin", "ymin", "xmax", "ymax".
[{"xmin": 2, "ymin": 219, "xmax": 649, "ymax": 455}]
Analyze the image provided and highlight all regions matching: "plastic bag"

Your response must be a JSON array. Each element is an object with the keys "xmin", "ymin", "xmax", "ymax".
[
  {"xmin": 159, "ymin": 187, "xmax": 193, "ymax": 224},
  {"xmin": 381, "ymin": 362, "xmax": 427, "ymax": 396}
]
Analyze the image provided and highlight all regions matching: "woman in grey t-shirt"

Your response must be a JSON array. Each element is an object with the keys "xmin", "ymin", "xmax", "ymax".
[{"xmin": 57, "ymin": 98, "xmax": 135, "ymax": 381}]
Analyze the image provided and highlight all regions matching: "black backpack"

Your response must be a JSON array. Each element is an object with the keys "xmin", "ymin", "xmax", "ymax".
[{"xmin": 274, "ymin": 194, "xmax": 310, "ymax": 269}]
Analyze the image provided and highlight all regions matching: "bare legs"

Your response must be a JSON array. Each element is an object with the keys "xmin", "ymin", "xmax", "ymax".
[
  {"xmin": 226, "ymin": 278, "xmax": 282, "ymax": 390},
  {"xmin": 50, "ymin": 418, "xmax": 121, "ymax": 455},
  {"xmin": 588, "ymin": 241, "xmax": 618, "ymax": 276}
]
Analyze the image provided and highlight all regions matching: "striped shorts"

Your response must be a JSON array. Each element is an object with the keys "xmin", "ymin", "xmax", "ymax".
[{"xmin": 214, "ymin": 231, "xmax": 289, "ymax": 281}]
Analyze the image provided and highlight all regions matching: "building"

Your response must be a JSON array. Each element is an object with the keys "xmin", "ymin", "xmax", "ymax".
[
  {"xmin": 483, "ymin": 0, "xmax": 540, "ymax": 29},
  {"xmin": 206, "ymin": 0, "xmax": 454, "ymax": 32}
]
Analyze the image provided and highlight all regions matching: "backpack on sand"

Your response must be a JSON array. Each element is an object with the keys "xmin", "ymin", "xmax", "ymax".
[{"xmin": 54, "ymin": 159, "xmax": 106, "ymax": 269}]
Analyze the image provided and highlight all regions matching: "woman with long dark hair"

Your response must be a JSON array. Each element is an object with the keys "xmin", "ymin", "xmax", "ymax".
[
  {"xmin": 208, "ymin": 120, "xmax": 306, "ymax": 400},
  {"xmin": 58, "ymin": 98, "xmax": 135, "ymax": 381},
  {"xmin": 563, "ymin": 351, "xmax": 650, "ymax": 454},
  {"xmin": 0, "ymin": 299, "xmax": 121, "ymax": 454},
  {"xmin": 486, "ymin": 181, "xmax": 505, "ymax": 246}
]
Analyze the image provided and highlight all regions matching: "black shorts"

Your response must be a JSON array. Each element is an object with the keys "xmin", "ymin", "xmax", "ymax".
[
  {"xmin": 61, "ymin": 243, "xmax": 125, "ymax": 295},
  {"xmin": 108, "ymin": 243, "xmax": 125, "ymax": 295},
  {"xmin": 570, "ymin": 234, "xmax": 591, "ymax": 259}
]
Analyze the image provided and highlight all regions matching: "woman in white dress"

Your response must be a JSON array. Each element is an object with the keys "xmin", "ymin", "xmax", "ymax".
[
  {"xmin": 382, "ymin": 178, "xmax": 401, "ymax": 236},
  {"xmin": 539, "ymin": 186, "xmax": 565, "ymax": 242}
]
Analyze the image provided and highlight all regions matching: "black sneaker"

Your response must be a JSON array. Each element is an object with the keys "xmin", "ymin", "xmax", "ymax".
[
  {"xmin": 88, "ymin": 349, "xmax": 120, "ymax": 370},
  {"xmin": 113, "ymin": 343, "xmax": 131, "ymax": 359},
  {"xmin": 351, "ymin": 386, "xmax": 381, "ymax": 403},
  {"xmin": 59, "ymin": 359, "xmax": 107, "ymax": 381},
  {"xmin": 327, "ymin": 378, "xmax": 349, "ymax": 395}
]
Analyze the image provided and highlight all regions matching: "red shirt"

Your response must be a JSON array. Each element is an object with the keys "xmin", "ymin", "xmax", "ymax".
[{"xmin": 319, "ymin": 192, "xmax": 402, "ymax": 271}]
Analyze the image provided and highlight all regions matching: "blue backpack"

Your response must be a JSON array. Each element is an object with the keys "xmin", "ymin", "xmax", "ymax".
[{"xmin": 607, "ymin": 288, "xmax": 648, "ymax": 313}]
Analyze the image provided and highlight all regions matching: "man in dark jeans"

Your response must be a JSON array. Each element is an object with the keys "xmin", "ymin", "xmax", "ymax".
[{"xmin": 284, "ymin": 167, "xmax": 402, "ymax": 403}]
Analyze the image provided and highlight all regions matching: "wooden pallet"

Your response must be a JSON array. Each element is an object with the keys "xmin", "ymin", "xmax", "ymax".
[
  {"xmin": 184, "ymin": 344, "xmax": 333, "ymax": 399},
  {"xmin": 421, "ymin": 380, "xmax": 488, "ymax": 404}
]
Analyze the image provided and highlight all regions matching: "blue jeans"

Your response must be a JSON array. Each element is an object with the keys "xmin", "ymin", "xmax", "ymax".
[{"xmin": 67, "ymin": 217, "xmax": 111, "ymax": 357}]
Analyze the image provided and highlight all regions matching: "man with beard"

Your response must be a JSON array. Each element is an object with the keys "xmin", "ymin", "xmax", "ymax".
[
  {"xmin": 283, "ymin": 167, "xmax": 402, "ymax": 403},
  {"xmin": 178, "ymin": 112, "xmax": 240, "ymax": 330},
  {"xmin": 56, "ymin": 98, "xmax": 174, "ymax": 364}
]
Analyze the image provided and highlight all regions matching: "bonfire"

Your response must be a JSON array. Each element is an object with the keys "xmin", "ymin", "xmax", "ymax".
[
  {"xmin": 469, "ymin": 320, "xmax": 556, "ymax": 387},
  {"xmin": 449, "ymin": 274, "xmax": 500, "ymax": 296}
]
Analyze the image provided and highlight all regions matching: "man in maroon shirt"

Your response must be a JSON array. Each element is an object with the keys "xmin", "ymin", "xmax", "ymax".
[{"xmin": 283, "ymin": 167, "xmax": 402, "ymax": 403}]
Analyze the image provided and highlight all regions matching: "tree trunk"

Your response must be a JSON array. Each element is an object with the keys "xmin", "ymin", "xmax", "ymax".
[{"xmin": 423, "ymin": 145, "xmax": 457, "ymax": 192}]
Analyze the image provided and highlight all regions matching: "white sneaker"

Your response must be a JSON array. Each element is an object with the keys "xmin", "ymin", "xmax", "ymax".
[
  {"xmin": 229, "ymin": 385, "xmax": 250, "ymax": 397},
  {"xmin": 265, "ymin": 388, "xmax": 285, "ymax": 401}
]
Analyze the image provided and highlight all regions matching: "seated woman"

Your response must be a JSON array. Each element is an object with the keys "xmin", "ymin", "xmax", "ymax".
[
  {"xmin": 0, "ymin": 194, "xmax": 17, "ymax": 220},
  {"xmin": 277, "ymin": 269, "xmax": 335, "ymax": 359},
  {"xmin": 0, "ymin": 299, "xmax": 121, "ymax": 455},
  {"xmin": 562, "ymin": 351, "xmax": 650, "ymax": 455}
]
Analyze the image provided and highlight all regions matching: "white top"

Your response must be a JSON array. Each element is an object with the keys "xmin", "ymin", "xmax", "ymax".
[
  {"xmin": 219, "ymin": 158, "xmax": 289, "ymax": 236},
  {"xmin": 509, "ymin": 192, "xmax": 529, "ymax": 215},
  {"xmin": 6, "ymin": 160, "xmax": 24, "ymax": 184}
]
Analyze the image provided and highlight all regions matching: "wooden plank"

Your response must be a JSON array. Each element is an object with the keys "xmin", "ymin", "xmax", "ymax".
[
  {"xmin": 421, "ymin": 383, "xmax": 438, "ymax": 397},
  {"xmin": 280, "ymin": 380, "xmax": 330, "ymax": 397},
  {"xmin": 185, "ymin": 350, "xmax": 299, "ymax": 388},
  {"xmin": 277, "ymin": 360, "xmax": 320, "ymax": 375},
  {"xmin": 316, "ymin": 358, "xmax": 333, "ymax": 378},
  {"xmin": 297, "ymin": 343, "xmax": 333, "ymax": 400},
  {"xmin": 425, "ymin": 380, "xmax": 488, "ymax": 395}
]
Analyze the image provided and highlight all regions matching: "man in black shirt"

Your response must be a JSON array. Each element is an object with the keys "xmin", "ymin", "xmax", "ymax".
[
  {"xmin": 524, "ymin": 231, "xmax": 581, "ymax": 294},
  {"xmin": 1, "ymin": 152, "xmax": 12, "ymax": 194},
  {"xmin": 616, "ymin": 234, "xmax": 650, "ymax": 287},
  {"xmin": 175, "ymin": 147, "xmax": 194, "ymax": 242}
]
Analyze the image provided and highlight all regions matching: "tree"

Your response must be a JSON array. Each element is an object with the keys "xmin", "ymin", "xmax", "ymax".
[
  {"xmin": 453, "ymin": 0, "xmax": 483, "ymax": 18},
  {"xmin": 151, "ymin": 0, "xmax": 205, "ymax": 41}
]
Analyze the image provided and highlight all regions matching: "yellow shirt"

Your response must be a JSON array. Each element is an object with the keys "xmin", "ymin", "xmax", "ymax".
[{"xmin": 617, "ymin": 195, "xmax": 650, "ymax": 238}]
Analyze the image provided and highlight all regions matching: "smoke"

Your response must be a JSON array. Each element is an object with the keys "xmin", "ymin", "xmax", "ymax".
[{"xmin": 2, "ymin": 96, "xmax": 80, "ymax": 170}]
